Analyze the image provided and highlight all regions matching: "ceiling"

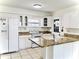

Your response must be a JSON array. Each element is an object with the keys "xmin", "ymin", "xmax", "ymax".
[{"xmin": 0, "ymin": 0, "xmax": 79, "ymax": 12}]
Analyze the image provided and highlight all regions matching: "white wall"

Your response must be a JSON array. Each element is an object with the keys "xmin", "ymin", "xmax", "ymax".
[
  {"xmin": 52, "ymin": 5, "xmax": 79, "ymax": 33},
  {"xmin": 53, "ymin": 5, "xmax": 79, "ymax": 17},
  {"xmin": 0, "ymin": 5, "xmax": 51, "ymax": 16}
]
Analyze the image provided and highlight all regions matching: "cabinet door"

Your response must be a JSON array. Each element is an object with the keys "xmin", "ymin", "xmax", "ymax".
[
  {"xmin": 70, "ymin": 11, "xmax": 79, "ymax": 28},
  {"xmin": 72, "ymin": 41, "xmax": 79, "ymax": 59},
  {"xmin": 40, "ymin": 17, "xmax": 52, "ymax": 27},
  {"xmin": 61, "ymin": 14, "xmax": 70, "ymax": 28},
  {"xmin": 63, "ymin": 43, "xmax": 73, "ymax": 59},
  {"xmin": 19, "ymin": 36, "xmax": 26, "ymax": 50},
  {"xmin": 47, "ymin": 17, "xmax": 52, "ymax": 27},
  {"xmin": 44, "ymin": 18, "xmax": 48, "ymax": 26},
  {"xmin": 19, "ymin": 16, "xmax": 23, "ymax": 27},
  {"xmin": 53, "ymin": 44, "xmax": 64, "ymax": 59},
  {"xmin": 40, "ymin": 18, "xmax": 43, "ymax": 27},
  {"xmin": 53, "ymin": 42, "xmax": 73, "ymax": 59},
  {"xmin": 26, "ymin": 39, "xmax": 31, "ymax": 48},
  {"xmin": 61, "ymin": 11, "xmax": 79, "ymax": 28}
]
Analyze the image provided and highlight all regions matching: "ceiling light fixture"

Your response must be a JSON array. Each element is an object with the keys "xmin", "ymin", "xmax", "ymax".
[{"xmin": 33, "ymin": 4, "xmax": 42, "ymax": 8}]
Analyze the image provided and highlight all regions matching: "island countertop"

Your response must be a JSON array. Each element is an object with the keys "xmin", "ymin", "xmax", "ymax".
[{"xmin": 29, "ymin": 33, "xmax": 79, "ymax": 48}]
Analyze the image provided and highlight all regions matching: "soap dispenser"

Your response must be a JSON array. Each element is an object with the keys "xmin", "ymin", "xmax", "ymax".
[{"xmin": 60, "ymin": 27, "xmax": 64, "ymax": 38}]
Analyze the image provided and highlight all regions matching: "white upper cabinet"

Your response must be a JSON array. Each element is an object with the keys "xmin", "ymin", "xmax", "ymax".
[
  {"xmin": 69, "ymin": 11, "xmax": 79, "ymax": 28},
  {"xmin": 61, "ymin": 13, "xmax": 71, "ymax": 28},
  {"xmin": 40, "ymin": 16, "xmax": 52, "ymax": 27},
  {"xmin": 19, "ymin": 16, "xmax": 52, "ymax": 27},
  {"xmin": 61, "ymin": 11, "xmax": 79, "ymax": 28},
  {"xmin": 19, "ymin": 16, "xmax": 28, "ymax": 27}
]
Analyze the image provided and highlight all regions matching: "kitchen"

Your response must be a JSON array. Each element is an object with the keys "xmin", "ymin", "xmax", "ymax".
[{"xmin": 0, "ymin": 0, "xmax": 79, "ymax": 59}]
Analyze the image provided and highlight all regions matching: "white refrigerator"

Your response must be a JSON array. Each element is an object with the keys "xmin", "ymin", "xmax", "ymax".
[
  {"xmin": 0, "ymin": 17, "xmax": 9, "ymax": 54},
  {"xmin": 0, "ymin": 14, "xmax": 19, "ymax": 54}
]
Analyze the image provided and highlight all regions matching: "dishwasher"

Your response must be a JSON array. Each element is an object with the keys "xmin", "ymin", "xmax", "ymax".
[{"xmin": 30, "ymin": 33, "xmax": 41, "ymax": 48}]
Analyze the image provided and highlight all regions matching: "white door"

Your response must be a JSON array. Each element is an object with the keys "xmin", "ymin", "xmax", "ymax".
[
  {"xmin": 9, "ymin": 16, "xmax": 19, "ymax": 52},
  {"xmin": 0, "ymin": 17, "xmax": 9, "ymax": 54}
]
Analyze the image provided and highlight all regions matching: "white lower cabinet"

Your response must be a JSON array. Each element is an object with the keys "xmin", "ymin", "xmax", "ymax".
[
  {"xmin": 53, "ymin": 42, "xmax": 73, "ymax": 59},
  {"xmin": 19, "ymin": 36, "xmax": 26, "ymax": 50},
  {"xmin": 26, "ymin": 38, "xmax": 31, "ymax": 48},
  {"xmin": 53, "ymin": 44, "xmax": 64, "ymax": 59},
  {"xmin": 42, "ymin": 46, "xmax": 53, "ymax": 59},
  {"xmin": 72, "ymin": 41, "xmax": 79, "ymax": 59},
  {"xmin": 63, "ymin": 43, "xmax": 73, "ymax": 59},
  {"xmin": 19, "ymin": 35, "xmax": 31, "ymax": 50}
]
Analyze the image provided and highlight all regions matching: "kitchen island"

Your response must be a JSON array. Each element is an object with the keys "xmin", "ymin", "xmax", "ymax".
[
  {"xmin": 29, "ymin": 33, "xmax": 79, "ymax": 59},
  {"xmin": 29, "ymin": 33, "xmax": 79, "ymax": 47}
]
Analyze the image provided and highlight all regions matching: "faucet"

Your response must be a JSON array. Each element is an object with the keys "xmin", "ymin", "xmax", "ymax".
[{"xmin": 53, "ymin": 34, "xmax": 55, "ymax": 39}]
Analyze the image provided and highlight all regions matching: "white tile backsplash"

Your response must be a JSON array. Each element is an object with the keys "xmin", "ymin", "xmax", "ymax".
[{"xmin": 18, "ymin": 27, "xmax": 51, "ymax": 32}]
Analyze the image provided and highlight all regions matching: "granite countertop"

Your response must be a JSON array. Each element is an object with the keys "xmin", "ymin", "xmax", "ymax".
[
  {"xmin": 39, "ymin": 31, "xmax": 51, "ymax": 34},
  {"xmin": 42, "ymin": 37, "xmax": 79, "ymax": 46},
  {"xmin": 29, "ymin": 33, "xmax": 79, "ymax": 48},
  {"xmin": 42, "ymin": 33, "xmax": 79, "ymax": 47},
  {"xmin": 19, "ymin": 32, "xmax": 31, "ymax": 36}
]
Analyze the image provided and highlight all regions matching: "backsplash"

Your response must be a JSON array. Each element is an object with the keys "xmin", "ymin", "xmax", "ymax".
[
  {"xmin": 18, "ymin": 27, "xmax": 51, "ymax": 32},
  {"xmin": 66, "ymin": 28, "xmax": 79, "ymax": 33}
]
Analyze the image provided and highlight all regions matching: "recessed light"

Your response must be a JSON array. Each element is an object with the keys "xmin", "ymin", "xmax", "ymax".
[{"xmin": 33, "ymin": 4, "xmax": 42, "ymax": 8}]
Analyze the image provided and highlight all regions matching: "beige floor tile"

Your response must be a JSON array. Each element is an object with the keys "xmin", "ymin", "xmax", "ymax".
[
  {"xmin": 21, "ymin": 54, "xmax": 30, "ymax": 56},
  {"xmin": 22, "ymin": 55, "xmax": 32, "ymax": 59},
  {"xmin": 1, "ymin": 54, "xmax": 10, "ymax": 59},
  {"xmin": 20, "ymin": 49, "xmax": 27, "ymax": 53},
  {"xmin": 32, "ymin": 48, "xmax": 41, "ymax": 53},
  {"xmin": 1, "ymin": 48, "xmax": 42, "ymax": 59},
  {"xmin": 33, "ymin": 48, "xmax": 41, "ymax": 50},
  {"xmin": 20, "ymin": 52, "xmax": 28, "ymax": 56},
  {"xmin": 12, "ymin": 56, "xmax": 21, "ymax": 59},
  {"xmin": 28, "ymin": 52, "xmax": 36, "ymax": 54},
  {"xmin": 32, "ymin": 56, "xmax": 41, "ymax": 59},
  {"xmin": 27, "ymin": 49, "xmax": 37, "ymax": 53},
  {"xmin": 31, "ymin": 54, "xmax": 41, "ymax": 59},
  {"xmin": 11, "ymin": 53, "xmax": 20, "ymax": 58}
]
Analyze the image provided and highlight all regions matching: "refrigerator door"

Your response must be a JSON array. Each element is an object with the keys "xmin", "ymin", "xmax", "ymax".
[
  {"xmin": 9, "ymin": 16, "xmax": 19, "ymax": 52},
  {"xmin": 0, "ymin": 17, "xmax": 9, "ymax": 54}
]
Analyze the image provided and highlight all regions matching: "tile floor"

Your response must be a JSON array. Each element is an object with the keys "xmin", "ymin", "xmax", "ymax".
[{"xmin": 0, "ymin": 48, "xmax": 42, "ymax": 59}]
